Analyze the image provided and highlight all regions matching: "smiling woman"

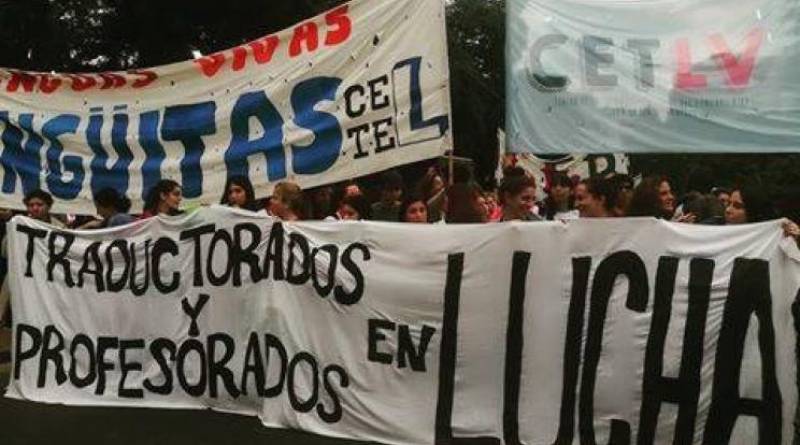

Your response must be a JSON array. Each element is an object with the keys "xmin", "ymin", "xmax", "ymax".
[
  {"xmin": 627, "ymin": 176, "xmax": 675, "ymax": 219},
  {"xmin": 142, "ymin": 179, "xmax": 183, "ymax": 218}
]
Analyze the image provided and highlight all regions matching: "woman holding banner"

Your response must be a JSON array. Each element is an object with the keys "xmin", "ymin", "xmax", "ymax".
[
  {"xmin": 327, "ymin": 194, "xmax": 371, "ymax": 221},
  {"xmin": 628, "ymin": 176, "xmax": 676, "ymax": 219},
  {"xmin": 142, "ymin": 180, "xmax": 183, "ymax": 218},
  {"xmin": 220, "ymin": 176, "xmax": 260, "ymax": 212},
  {"xmin": 574, "ymin": 177, "xmax": 616, "ymax": 218},
  {"xmin": 723, "ymin": 185, "xmax": 800, "ymax": 243},
  {"xmin": 79, "ymin": 188, "xmax": 136, "ymax": 229},
  {"xmin": 499, "ymin": 175, "xmax": 541, "ymax": 222},
  {"xmin": 268, "ymin": 181, "xmax": 305, "ymax": 221},
  {"xmin": 724, "ymin": 186, "xmax": 775, "ymax": 224},
  {"xmin": 398, "ymin": 196, "xmax": 429, "ymax": 223}
]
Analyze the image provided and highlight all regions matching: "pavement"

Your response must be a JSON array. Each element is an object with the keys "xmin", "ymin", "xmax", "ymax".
[{"xmin": 0, "ymin": 327, "xmax": 375, "ymax": 445}]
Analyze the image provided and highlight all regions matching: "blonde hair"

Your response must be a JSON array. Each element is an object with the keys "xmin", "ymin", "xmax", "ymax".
[{"xmin": 273, "ymin": 181, "xmax": 305, "ymax": 217}]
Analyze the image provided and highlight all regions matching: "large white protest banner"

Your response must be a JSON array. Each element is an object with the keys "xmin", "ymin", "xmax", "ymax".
[
  {"xmin": 6, "ymin": 207, "xmax": 800, "ymax": 444},
  {"xmin": 506, "ymin": 0, "xmax": 800, "ymax": 154},
  {"xmin": 0, "ymin": 0, "xmax": 451, "ymax": 214}
]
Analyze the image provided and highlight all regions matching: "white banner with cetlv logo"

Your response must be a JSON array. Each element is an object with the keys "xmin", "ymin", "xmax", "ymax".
[{"xmin": 506, "ymin": 0, "xmax": 800, "ymax": 153}]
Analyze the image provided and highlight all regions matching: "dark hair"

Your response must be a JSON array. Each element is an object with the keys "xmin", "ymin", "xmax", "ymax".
[
  {"xmin": 502, "ymin": 166, "xmax": 527, "ymax": 179},
  {"xmin": 380, "ymin": 170, "xmax": 404, "ymax": 191},
  {"xmin": 628, "ymin": 176, "xmax": 670, "ymax": 218},
  {"xmin": 23, "ymin": 189, "xmax": 53, "ymax": 207},
  {"xmin": 220, "ymin": 176, "xmax": 258, "ymax": 210},
  {"xmin": 580, "ymin": 177, "xmax": 618, "ymax": 212},
  {"xmin": 307, "ymin": 186, "xmax": 334, "ymax": 220},
  {"xmin": 683, "ymin": 192, "xmax": 725, "ymax": 225},
  {"xmin": 499, "ymin": 175, "xmax": 536, "ymax": 205},
  {"xmin": 686, "ymin": 166, "xmax": 714, "ymax": 194},
  {"xmin": 94, "ymin": 188, "xmax": 131, "ymax": 213},
  {"xmin": 144, "ymin": 179, "xmax": 181, "ymax": 215},
  {"xmin": 607, "ymin": 174, "xmax": 634, "ymax": 194},
  {"xmin": 737, "ymin": 185, "xmax": 776, "ymax": 222},
  {"xmin": 398, "ymin": 195, "xmax": 428, "ymax": 222},
  {"xmin": 446, "ymin": 183, "xmax": 485, "ymax": 223},
  {"xmin": 711, "ymin": 187, "xmax": 731, "ymax": 197},
  {"xmin": 416, "ymin": 168, "xmax": 444, "ymax": 201},
  {"xmin": 340, "ymin": 194, "xmax": 371, "ymax": 220},
  {"xmin": 550, "ymin": 172, "xmax": 573, "ymax": 189},
  {"xmin": 544, "ymin": 172, "xmax": 574, "ymax": 220},
  {"xmin": 452, "ymin": 162, "xmax": 473, "ymax": 184}
]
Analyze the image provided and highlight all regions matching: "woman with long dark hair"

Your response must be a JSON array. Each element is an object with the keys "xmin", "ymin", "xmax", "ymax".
[
  {"xmin": 220, "ymin": 176, "xmax": 259, "ymax": 211},
  {"xmin": 328, "ymin": 194, "xmax": 371, "ymax": 221},
  {"xmin": 80, "ymin": 188, "xmax": 135, "ymax": 228},
  {"xmin": 398, "ymin": 196, "xmax": 429, "ymax": 223},
  {"xmin": 544, "ymin": 172, "xmax": 578, "ymax": 221},
  {"xmin": 724, "ymin": 185, "xmax": 776, "ymax": 224},
  {"xmin": 627, "ymin": 176, "xmax": 676, "ymax": 219},
  {"xmin": 142, "ymin": 179, "xmax": 183, "ymax": 218},
  {"xmin": 574, "ymin": 177, "xmax": 616, "ymax": 218},
  {"xmin": 446, "ymin": 183, "xmax": 488, "ymax": 223}
]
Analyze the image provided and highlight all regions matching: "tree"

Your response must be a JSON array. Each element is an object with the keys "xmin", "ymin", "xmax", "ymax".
[
  {"xmin": 0, "ymin": 0, "xmax": 339, "ymax": 71},
  {"xmin": 446, "ymin": 0, "xmax": 505, "ymax": 185}
]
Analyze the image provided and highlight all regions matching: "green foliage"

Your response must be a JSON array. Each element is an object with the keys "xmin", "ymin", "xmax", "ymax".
[
  {"xmin": 0, "ymin": 0, "xmax": 336, "ymax": 70},
  {"xmin": 446, "ymin": 0, "xmax": 505, "ymax": 185}
]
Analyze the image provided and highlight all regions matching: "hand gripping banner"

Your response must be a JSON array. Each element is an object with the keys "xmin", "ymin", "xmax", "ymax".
[
  {"xmin": 0, "ymin": 0, "xmax": 451, "ymax": 214},
  {"xmin": 6, "ymin": 207, "xmax": 800, "ymax": 444}
]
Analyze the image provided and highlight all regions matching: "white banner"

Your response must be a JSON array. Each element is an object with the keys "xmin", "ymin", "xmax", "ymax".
[
  {"xmin": 0, "ymin": 0, "xmax": 451, "ymax": 214},
  {"xmin": 506, "ymin": 0, "xmax": 800, "ymax": 153},
  {"xmin": 6, "ymin": 207, "xmax": 800, "ymax": 444}
]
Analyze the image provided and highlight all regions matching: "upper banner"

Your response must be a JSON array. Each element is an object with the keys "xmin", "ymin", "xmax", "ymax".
[
  {"xmin": 0, "ymin": 0, "xmax": 451, "ymax": 213},
  {"xmin": 506, "ymin": 0, "xmax": 800, "ymax": 154},
  {"xmin": 6, "ymin": 207, "xmax": 800, "ymax": 444}
]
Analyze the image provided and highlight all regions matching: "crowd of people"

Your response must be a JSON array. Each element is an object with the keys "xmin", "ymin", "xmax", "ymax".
[
  {"xmin": 0, "ymin": 163, "xmax": 799, "ymax": 328},
  {"xmin": 2, "ymin": 164, "xmax": 799, "ymax": 235}
]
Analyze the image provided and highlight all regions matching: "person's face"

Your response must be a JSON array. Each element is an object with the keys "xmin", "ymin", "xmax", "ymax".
[
  {"xmin": 339, "ymin": 204, "xmax": 360, "ymax": 220},
  {"xmin": 383, "ymin": 187, "xmax": 402, "ymax": 203},
  {"xmin": 344, "ymin": 184, "xmax": 362, "ymax": 198},
  {"xmin": 551, "ymin": 183, "xmax": 572, "ymax": 204},
  {"xmin": 575, "ymin": 184, "xmax": 606, "ymax": 218},
  {"xmin": 26, "ymin": 198, "xmax": 50, "ymax": 221},
  {"xmin": 475, "ymin": 195, "xmax": 489, "ymax": 221},
  {"xmin": 227, "ymin": 184, "xmax": 247, "ymax": 208},
  {"xmin": 404, "ymin": 201, "xmax": 428, "ymax": 223},
  {"xmin": 485, "ymin": 194, "xmax": 498, "ymax": 211},
  {"xmin": 161, "ymin": 187, "xmax": 182, "ymax": 211},
  {"xmin": 268, "ymin": 195, "xmax": 287, "ymax": 218},
  {"xmin": 658, "ymin": 181, "xmax": 675, "ymax": 215},
  {"xmin": 725, "ymin": 191, "xmax": 748, "ymax": 225},
  {"xmin": 717, "ymin": 192, "xmax": 731, "ymax": 209},
  {"xmin": 506, "ymin": 186, "xmax": 536, "ymax": 217}
]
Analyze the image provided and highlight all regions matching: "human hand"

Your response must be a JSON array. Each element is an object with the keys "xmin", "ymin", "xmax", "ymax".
[
  {"xmin": 783, "ymin": 220, "xmax": 800, "ymax": 238},
  {"xmin": 676, "ymin": 213, "xmax": 697, "ymax": 224}
]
